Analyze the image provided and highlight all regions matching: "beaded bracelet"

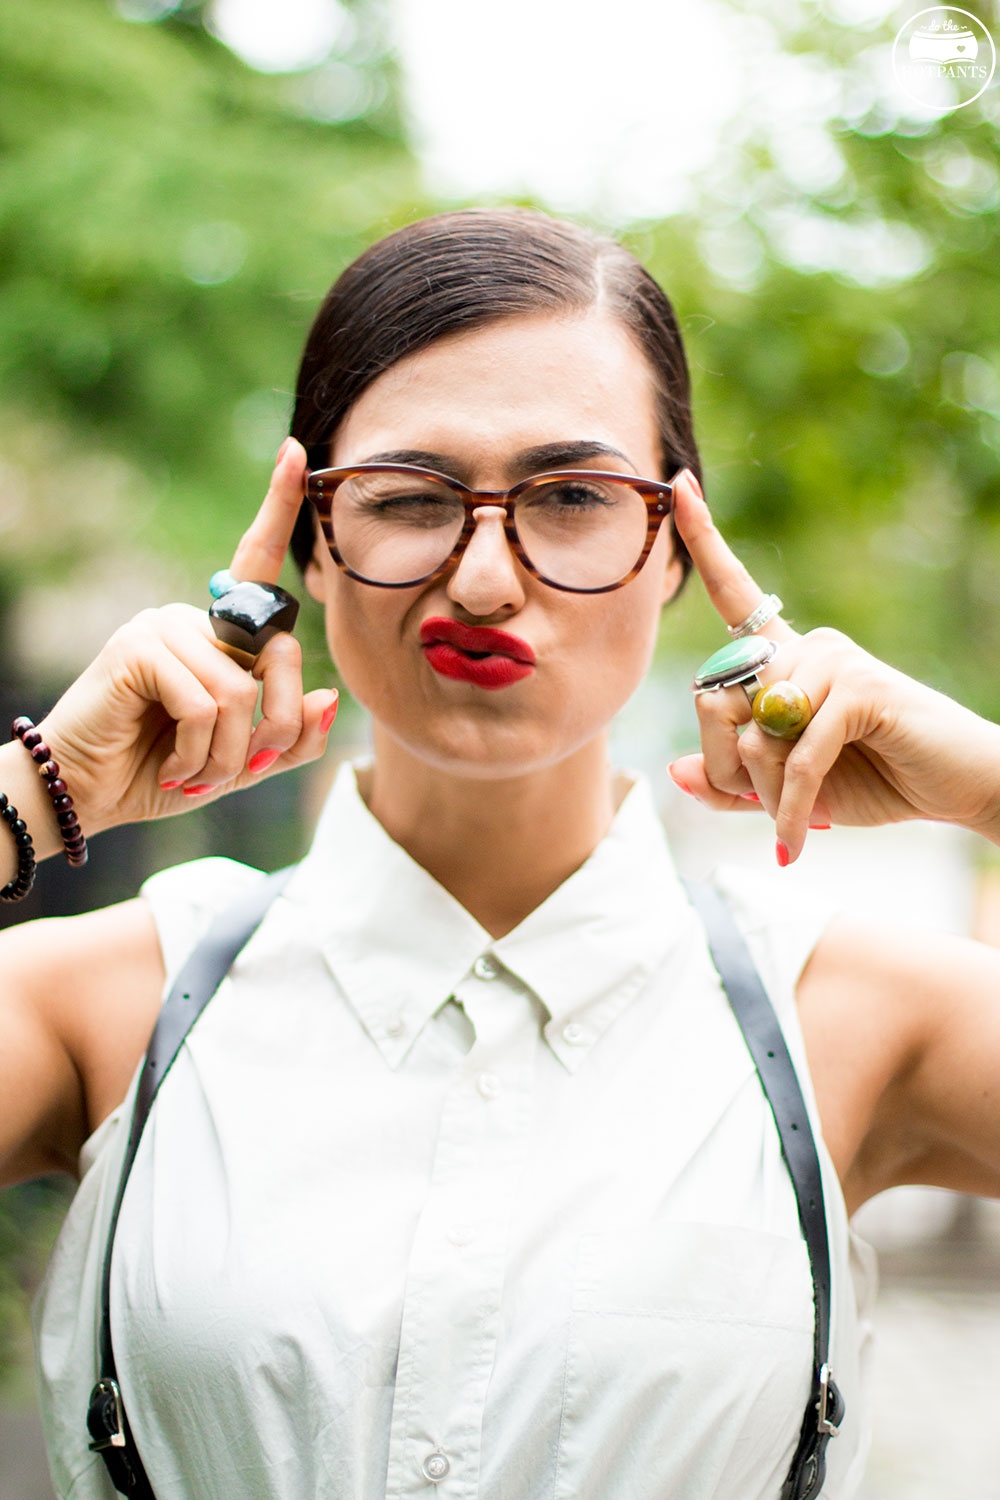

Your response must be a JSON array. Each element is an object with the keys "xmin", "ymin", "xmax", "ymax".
[
  {"xmin": 0, "ymin": 792, "xmax": 36, "ymax": 901},
  {"xmin": 11, "ymin": 717, "xmax": 89, "ymax": 867}
]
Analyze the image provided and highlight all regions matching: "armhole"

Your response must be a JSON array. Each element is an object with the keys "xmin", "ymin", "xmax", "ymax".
[{"xmin": 139, "ymin": 855, "xmax": 265, "ymax": 992}]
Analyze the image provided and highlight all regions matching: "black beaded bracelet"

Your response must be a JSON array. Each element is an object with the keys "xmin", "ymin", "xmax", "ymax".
[
  {"xmin": 11, "ymin": 716, "xmax": 89, "ymax": 867},
  {"xmin": 0, "ymin": 791, "xmax": 36, "ymax": 902}
]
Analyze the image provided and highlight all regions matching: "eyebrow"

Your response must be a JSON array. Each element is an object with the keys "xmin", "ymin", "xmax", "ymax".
[{"xmin": 356, "ymin": 441, "xmax": 638, "ymax": 479}]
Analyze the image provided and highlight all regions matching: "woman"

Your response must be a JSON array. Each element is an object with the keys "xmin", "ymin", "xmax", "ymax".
[{"xmin": 3, "ymin": 208, "xmax": 1000, "ymax": 1500}]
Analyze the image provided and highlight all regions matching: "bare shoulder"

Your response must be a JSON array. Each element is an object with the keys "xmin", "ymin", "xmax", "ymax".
[
  {"xmin": 797, "ymin": 916, "xmax": 1000, "ymax": 1213},
  {"xmin": 0, "ymin": 899, "xmax": 165, "ymax": 1186}
]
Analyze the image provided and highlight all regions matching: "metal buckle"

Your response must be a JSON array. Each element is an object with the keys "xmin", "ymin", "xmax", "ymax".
[
  {"xmin": 88, "ymin": 1377, "xmax": 127, "ymax": 1451},
  {"xmin": 816, "ymin": 1363, "xmax": 841, "ymax": 1437}
]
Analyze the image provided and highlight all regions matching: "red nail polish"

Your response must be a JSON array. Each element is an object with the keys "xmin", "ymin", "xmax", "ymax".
[
  {"xmin": 248, "ymin": 748, "xmax": 280, "ymax": 774},
  {"xmin": 809, "ymin": 822, "xmax": 831, "ymax": 831},
  {"xmin": 320, "ymin": 700, "xmax": 339, "ymax": 734},
  {"xmin": 182, "ymin": 784, "xmax": 214, "ymax": 797},
  {"xmin": 776, "ymin": 840, "xmax": 790, "ymax": 868},
  {"xmin": 740, "ymin": 792, "xmax": 761, "ymax": 802},
  {"xmin": 159, "ymin": 779, "xmax": 181, "ymax": 791}
]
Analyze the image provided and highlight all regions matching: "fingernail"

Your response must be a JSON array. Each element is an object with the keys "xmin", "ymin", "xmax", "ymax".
[
  {"xmin": 248, "ymin": 748, "xmax": 280, "ymax": 774},
  {"xmin": 668, "ymin": 765, "xmax": 693, "ymax": 796},
  {"xmin": 776, "ymin": 839, "xmax": 790, "ymax": 868},
  {"xmin": 320, "ymin": 698, "xmax": 339, "ymax": 734},
  {"xmin": 159, "ymin": 779, "xmax": 181, "ymax": 791},
  {"xmin": 182, "ymin": 783, "xmax": 214, "ymax": 797},
  {"xmin": 275, "ymin": 436, "xmax": 292, "ymax": 463},
  {"xmin": 740, "ymin": 792, "xmax": 761, "ymax": 802},
  {"xmin": 809, "ymin": 822, "xmax": 831, "ymax": 831}
]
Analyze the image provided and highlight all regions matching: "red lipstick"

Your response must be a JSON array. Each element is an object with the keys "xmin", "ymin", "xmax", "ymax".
[{"xmin": 419, "ymin": 616, "xmax": 536, "ymax": 690}]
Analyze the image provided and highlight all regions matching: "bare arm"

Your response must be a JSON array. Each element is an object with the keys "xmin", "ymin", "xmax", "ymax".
[
  {"xmin": 0, "ymin": 899, "xmax": 165, "ymax": 1187},
  {"xmin": 0, "ymin": 439, "xmax": 337, "ymax": 1187},
  {"xmin": 800, "ymin": 919, "xmax": 1000, "ymax": 1215}
]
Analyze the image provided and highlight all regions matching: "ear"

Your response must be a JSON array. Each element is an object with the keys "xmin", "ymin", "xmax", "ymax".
[
  {"xmin": 660, "ymin": 551, "xmax": 685, "ymax": 606},
  {"xmin": 304, "ymin": 537, "xmax": 327, "ymax": 603}
]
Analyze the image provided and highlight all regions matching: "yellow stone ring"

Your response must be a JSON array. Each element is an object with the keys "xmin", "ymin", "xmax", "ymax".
[{"xmin": 750, "ymin": 680, "xmax": 813, "ymax": 741}]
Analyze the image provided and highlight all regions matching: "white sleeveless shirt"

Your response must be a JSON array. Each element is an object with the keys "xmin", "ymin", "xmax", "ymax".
[{"xmin": 33, "ymin": 764, "xmax": 876, "ymax": 1500}]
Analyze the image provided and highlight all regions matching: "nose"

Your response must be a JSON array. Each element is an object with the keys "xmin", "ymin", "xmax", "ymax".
[{"xmin": 446, "ymin": 505, "xmax": 526, "ymax": 618}]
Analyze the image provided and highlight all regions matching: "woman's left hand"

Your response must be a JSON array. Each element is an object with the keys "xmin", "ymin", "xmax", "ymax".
[{"xmin": 668, "ymin": 473, "xmax": 1000, "ymax": 864}]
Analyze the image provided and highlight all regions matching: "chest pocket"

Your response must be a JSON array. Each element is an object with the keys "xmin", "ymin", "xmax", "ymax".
[{"xmin": 554, "ymin": 1221, "xmax": 814, "ymax": 1500}]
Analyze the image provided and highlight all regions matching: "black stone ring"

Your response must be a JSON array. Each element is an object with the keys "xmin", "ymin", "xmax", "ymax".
[{"xmin": 208, "ymin": 581, "xmax": 300, "ymax": 669}]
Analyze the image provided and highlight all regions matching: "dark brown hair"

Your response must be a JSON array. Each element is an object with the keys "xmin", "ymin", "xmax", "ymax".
[{"xmin": 289, "ymin": 207, "xmax": 700, "ymax": 578}]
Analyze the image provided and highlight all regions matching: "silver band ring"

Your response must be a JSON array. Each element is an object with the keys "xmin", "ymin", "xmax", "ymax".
[{"xmin": 728, "ymin": 593, "xmax": 783, "ymax": 639}]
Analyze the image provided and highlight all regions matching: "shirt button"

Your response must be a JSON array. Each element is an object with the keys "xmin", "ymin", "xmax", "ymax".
[
  {"xmin": 447, "ymin": 1223, "xmax": 476, "ymax": 1246},
  {"xmin": 421, "ymin": 1450, "xmax": 450, "ymax": 1482},
  {"xmin": 562, "ymin": 1021, "xmax": 588, "ymax": 1045},
  {"xmin": 473, "ymin": 954, "xmax": 500, "ymax": 980},
  {"xmin": 383, "ymin": 1014, "xmax": 406, "ymax": 1037},
  {"xmin": 476, "ymin": 1071, "xmax": 501, "ymax": 1100}
]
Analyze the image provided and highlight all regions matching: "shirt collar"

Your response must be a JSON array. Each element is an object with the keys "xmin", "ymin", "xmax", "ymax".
[{"xmin": 284, "ymin": 761, "xmax": 690, "ymax": 1072}]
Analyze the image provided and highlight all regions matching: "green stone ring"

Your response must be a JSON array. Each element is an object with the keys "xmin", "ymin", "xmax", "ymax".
[{"xmin": 692, "ymin": 637, "xmax": 778, "ymax": 703}]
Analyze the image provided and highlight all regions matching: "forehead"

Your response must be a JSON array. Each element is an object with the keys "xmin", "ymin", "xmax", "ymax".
[{"xmin": 330, "ymin": 308, "xmax": 663, "ymax": 478}]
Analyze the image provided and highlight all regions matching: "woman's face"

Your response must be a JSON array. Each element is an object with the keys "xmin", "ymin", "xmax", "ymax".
[{"xmin": 305, "ymin": 307, "xmax": 685, "ymax": 781}]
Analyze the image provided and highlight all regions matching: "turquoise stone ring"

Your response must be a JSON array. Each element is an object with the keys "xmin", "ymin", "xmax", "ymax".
[
  {"xmin": 692, "ymin": 637, "xmax": 778, "ymax": 697},
  {"xmin": 209, "ymin": 569, "xmax": 240, "ymax": 600}
]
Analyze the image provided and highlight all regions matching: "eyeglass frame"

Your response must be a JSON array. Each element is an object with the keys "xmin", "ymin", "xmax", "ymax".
[{"xmin": 304, "ymin": 463, "xmax": 682, "ymax": 595}]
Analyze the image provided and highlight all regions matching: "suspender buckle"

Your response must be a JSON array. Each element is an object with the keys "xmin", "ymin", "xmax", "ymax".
[
  {"xmin": 817, "ymin": 1363, "xmax": 843, "ymax": 1436},
  {"xmin": 87, "ymin": 1377, "xmax": 127, "ymax": 1451}
]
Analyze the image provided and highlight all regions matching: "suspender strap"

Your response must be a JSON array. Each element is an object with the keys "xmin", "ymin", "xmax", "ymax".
[
  {"xmin": 86, "ymin": 867, "xmax": 294, "ymax": 1500},
  {"xmin": 684, "ymin": 880, "xmax": 844, "ymax": 1500}
]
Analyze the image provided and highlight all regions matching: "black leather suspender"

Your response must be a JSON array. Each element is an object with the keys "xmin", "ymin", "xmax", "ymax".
[
  {"xmin": 683, "ymin": 880, "xmax": 844, "ymax": 1500},
  {"xmin": 86, "ymin": 868, "xmax": 294, "ymax": 1499},
  {"xmin": 86, "ymin": 873, "xmax": 842, "ymax": 1500}
]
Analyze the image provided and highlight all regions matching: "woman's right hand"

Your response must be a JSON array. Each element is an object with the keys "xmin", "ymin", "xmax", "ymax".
[{"xmin": 31, "ymin": 438, "xmax": 338, "ymax": 839}]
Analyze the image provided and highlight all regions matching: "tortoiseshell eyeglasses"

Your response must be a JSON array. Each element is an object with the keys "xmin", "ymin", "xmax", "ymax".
[{"xmin": 305, "ymin": 464, "xmax": 680, "ymax": 594}]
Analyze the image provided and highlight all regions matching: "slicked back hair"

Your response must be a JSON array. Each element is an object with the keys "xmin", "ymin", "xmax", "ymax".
[{"xmin": 289, "ymin": 207, "xmax": 700, "ymax": 580}]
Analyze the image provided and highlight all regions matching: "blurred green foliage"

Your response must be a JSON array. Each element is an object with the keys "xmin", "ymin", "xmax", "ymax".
[
  {"xmin": 633, "ymin": 12, "xmax": 1000, "ymax": 712},
  {"xmin": 0, "ymin": 0, "xmax": 424, "ymax": 687}
]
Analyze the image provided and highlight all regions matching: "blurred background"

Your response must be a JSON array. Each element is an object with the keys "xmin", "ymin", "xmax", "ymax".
[{"xmin": 1, "ymin": 0, "xmax": 999, "ymax": 1492}]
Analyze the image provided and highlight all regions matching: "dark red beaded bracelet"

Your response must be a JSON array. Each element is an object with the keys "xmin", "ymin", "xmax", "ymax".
[
  {"xmin": 11, "ymin": 716, "xmax": 89, "ymax": 867},
  {"xmin": 0, "ymin": 791, "xmax": 36, "ymax": 901}
]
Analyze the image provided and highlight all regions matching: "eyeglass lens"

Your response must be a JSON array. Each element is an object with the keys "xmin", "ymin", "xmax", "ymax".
[{"xmin": 329, "ymin": 471, "xmax": 654, "ymax": 589}]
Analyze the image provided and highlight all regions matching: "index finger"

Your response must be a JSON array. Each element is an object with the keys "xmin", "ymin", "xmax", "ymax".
[
  {"xmin": 672, "ymin": 471, "xmax": 797, "ymax": 642},
  {"xmin": 229, "ymin": 437, "xmax": 308, "ymax": 585}
]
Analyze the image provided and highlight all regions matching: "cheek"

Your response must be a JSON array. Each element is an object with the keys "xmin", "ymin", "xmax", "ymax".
[{"xmin": 318, "ymin": 580, "xmax": 403, "ymax": 712}]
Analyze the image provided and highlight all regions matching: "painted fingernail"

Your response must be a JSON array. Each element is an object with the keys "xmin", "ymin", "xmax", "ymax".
[
  {"xmin": 809, "ymin": 822, "xmax": 831, "ymax": 831},
  {"xmin": 275, "ymin": 436, "xmax": 292, "ymax": 463},
  {"xmin": 740, "ymin": 792, "xmax": 761, "ymax": 802},
  {"xmin": 248, "ymin": 748, "xmax": 280, "ymax": 775},
  {"xmin": 159, "ymin": 779, "xmax": 182, "ymax": 791},
  {"xmin": 182, "ymin": 783, "xmax": 214, "ymax": 797},
  {"xmin": 320, "ymin": 698, "xmax": 339, "ymax": 734},
  {"xmin": 775, "ymin": 840, "xmax": 790, "ymax": 868}
]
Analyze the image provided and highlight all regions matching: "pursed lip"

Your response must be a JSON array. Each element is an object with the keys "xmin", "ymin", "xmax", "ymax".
[{"xmin": 419, "ymin": 617, "xmax": 536, "ymax": 665}]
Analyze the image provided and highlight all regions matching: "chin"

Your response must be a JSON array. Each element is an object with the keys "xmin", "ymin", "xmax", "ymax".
[{"xmin": 372, "ymin": 705, "xmax": 607, "ymax": 785}]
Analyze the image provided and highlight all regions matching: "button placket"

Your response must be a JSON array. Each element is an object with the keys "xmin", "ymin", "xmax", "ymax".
[{"xmin": 384, "ymin": 970, "xmax": 537, "ymax": 1500}]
